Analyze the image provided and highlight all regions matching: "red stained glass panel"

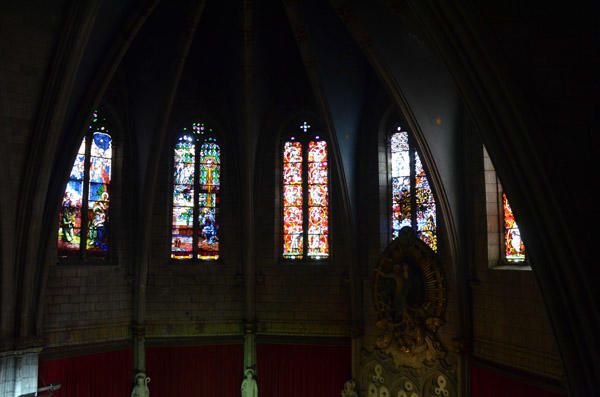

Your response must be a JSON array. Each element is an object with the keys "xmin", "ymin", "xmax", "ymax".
[
  {"xmin": 283, "ymin": 140, "xmax": 304, "ymax": 259},
  {"xmin": 283, "ymin": 185, "xmax": 303, "ymax": 207},
  {"xmin": 308, "ymin": 162, "xmax": 328, "ymax": 184},
  {"xmin": 503, "ymin": 194, "xmax": 525, "ymax": 262},
  {"xmin": 307, "ymin": 140, "xmax": 328, "ymax": 259}
]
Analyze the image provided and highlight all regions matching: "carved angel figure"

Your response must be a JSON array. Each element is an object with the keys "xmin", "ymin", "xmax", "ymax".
[
  {"xmin": 241, "ymin": 368, "xmax": 258, "ymax": 397},
  {"xmin": 131, "ymin": 373, "xmax": 150, "ymax": 397},
  {"xmin": 341, "ymin": 379, "xmax": 358, "ymax": 397}
]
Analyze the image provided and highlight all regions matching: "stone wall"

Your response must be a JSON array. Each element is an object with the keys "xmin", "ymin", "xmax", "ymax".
[
  {"xmin": 0, "ymin": 350, "xmax": 39, "ymax": 397},
  {"xmin": 469, "ymin": 139, "xmax": 564, "ymax": 381},
  {"xmin": 43, "ymin": 265, "xmax": 132, "ymax": 347}
]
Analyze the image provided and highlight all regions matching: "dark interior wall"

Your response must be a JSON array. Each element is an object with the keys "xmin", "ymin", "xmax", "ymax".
[
  {"xmin": 344, "ymin": 0, "xmax": 463, "ymax": 247},
  {"xmin": 253, "ymin": 111, "xmax": 351, "ymax": 337},
  {"xmin": 464, "ymin": 129, "xmax": 563, "ymax": 381},
  {"xmin": 1, "ymin": 0, "xmax": 597, "ymax": 394},
  {"xmin": 429, "ymin": 3, "xmax": 599, "ymax": 393},
  {"xmin": 142, "ymin": 0, "xmax": 245, "ymax": 339},
  {"xmin": 144, "ymin": 108, "xmax": 244, "ymax": 338},
  {"xmin": 0, "ymin": 0, "xmax": 68, "ymax": 339},
  {"xmin": 293, "ymin": 0, "xmax": 368, "ymax": 216}
]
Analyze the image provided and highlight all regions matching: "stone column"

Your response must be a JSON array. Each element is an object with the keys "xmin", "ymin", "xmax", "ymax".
[
  {"xmin": 243, "ymin": 321, "xmax": 257, "ymax": 371},
  {"xmin": 351, "ymin": 335, "xmax": 361, "ymax": 380},
  {"xmin": 241, "ymin": 0, "xmax": 258, "ymax": 381}
]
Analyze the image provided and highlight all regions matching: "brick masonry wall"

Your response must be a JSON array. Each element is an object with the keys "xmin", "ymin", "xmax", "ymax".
[
  {"xmin": 145, "ymin": 127, "xmax": 244, "ymax": 338},
  {"xmin": 253, "ymin": 130, "xmax": 351, "ymax": 337},
  {"xmin": 44, "ymin": 265, "xmax": 132, "ymax": 347},
  {"xmin": 472, "ymin": 145, "xmax": 563, "ymax": 380}
]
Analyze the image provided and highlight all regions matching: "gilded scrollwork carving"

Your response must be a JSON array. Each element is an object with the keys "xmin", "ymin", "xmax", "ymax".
[{"xmin": 373, "ymin": 227, "xmax": 447, "ymax": 369}]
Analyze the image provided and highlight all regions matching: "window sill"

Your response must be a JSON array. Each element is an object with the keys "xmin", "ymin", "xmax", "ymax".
[
  {"xmin": 56, "ymin": 256, "xmax": 116, "ymax": 267},
  {"xmin": 492, "ymin": 259, "xmax": 531, "ymax": 271},
  {"xmin": 278, "ymin": 259, "xmax": 329, "ymax": 266},
  {"xmin": 167, "ymin": 258, "xmax": 223, "ymax": 267}
]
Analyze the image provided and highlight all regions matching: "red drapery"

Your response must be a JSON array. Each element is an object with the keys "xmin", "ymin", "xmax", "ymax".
[
  {"xmin": 146, "ymin": 344, "xmax": 243, "ymax": 396},
  {"xmin": 38, "ymin": 348, "xmax": 132, "ymax": 397},
  {"xmin": 256, "ymin": 343, "xmax": 351, "ymax": 397},
  {"xmin": 471, "ymin": 364, "xmax": 565, "ymax": 397}
]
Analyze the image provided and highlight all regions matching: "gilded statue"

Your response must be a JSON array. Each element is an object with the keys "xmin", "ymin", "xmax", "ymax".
[{"xmin": 373, "ymin": 227, "xmax": 447, "ymax": 369}]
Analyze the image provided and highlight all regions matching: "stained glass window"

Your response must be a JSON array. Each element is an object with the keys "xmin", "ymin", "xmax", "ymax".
[
  {"xmin": 503, "ymin": 194, "xmax": 526, "ymax": 262},
  {"xmin": 482, "ymin": 147, "xmax": 527, "ymax": 266},
  {"xmin": 390, "ymin": 125, "xmax": 437, "ymax": 251},
  {"xmin": 58, "ymin": 110, "xmax": 112, "ymax": 258},
  {"xmin": 282, "ymin": 122, "xmax": 329, "ymax": 260},
  {"xmin": 171, "ymin": 122, "xmax": 220, "ymax": 261}
]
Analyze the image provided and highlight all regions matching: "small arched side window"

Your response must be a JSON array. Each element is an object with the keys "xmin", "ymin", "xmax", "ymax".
[
  {"xmin": 282, "ymin": 121, "xmax": 329, "ymax": 261},
  {"xmin": 171, "ymin": 121, "xmax": 220, "ymax": 261},
  {"xmin": 58, "ymin": 110, "xmax": 113, "ymax": 259},
  {"xmin": 483, "ymin": 146, "xmax": 527, "ymax": 267},
  {"xmin": 389, "ymin": 124, "xmax": 437, "ymax": 251}
]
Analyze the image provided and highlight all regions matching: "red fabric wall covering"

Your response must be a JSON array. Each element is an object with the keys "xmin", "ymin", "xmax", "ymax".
[
  {"xmin": 257, "ymin": 343, "xmax": 351, "ymax": 397},
  {"xmin": 146, "ymin": 344, "xmax": 243, "ymax": 396},
  {"xmin": 471, "ymin": 364, "xmax": 566, "ymax": 397},
  {"xmin": 38, "ymin": 348, "xmax": 133, "ymax": 397}
]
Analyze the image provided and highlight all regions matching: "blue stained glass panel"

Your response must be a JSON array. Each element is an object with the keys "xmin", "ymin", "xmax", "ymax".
[
  {"xmin": 88, "ymin": 183, "xmax": 110, "ymax": 202},
  {"xmin": 198, "ymin": 207, "xmax": 219, "ymax": 260},
  {"xmin": 91, "ymin": 132, "xmax": 112, "ymax": 158},
  {"xmin": 65, "ymin": 180, "xmax": 84, "ymax": 206},
  {"xmin": 70, "ymin": 155, "xmax": 86, "ymax": 180}
]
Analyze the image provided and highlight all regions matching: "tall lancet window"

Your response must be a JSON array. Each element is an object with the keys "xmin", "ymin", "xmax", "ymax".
[
  {"xmin": 171, "ymin": 122, "xmax": 220, "ymax": 261},
  {"xmin": 390, "ymin": 125, "xmax": 437, "ymax": 251},
  {"xmin": 58, "ymin": 110, "xmax": 113, "ymax": 258},
  {"xmin": 282, "ymin": 121, "xmax": 329, "ymax": 260}
]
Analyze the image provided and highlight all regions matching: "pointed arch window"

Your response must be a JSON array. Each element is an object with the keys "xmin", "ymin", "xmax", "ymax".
[
  {"xmin": 282, "ymin": 121, "xmax": 329, "ymax": 260},
  {"xmin": 389, "ymin": 124, "xmax": 437, "ymax": 251},
  {"xmin": 171, "ymin": 122, "xmax": 220, "ymax": 261},
  {"xmin": 58, "ymin": 110, "xmax": 112, "ymax": 258}
]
